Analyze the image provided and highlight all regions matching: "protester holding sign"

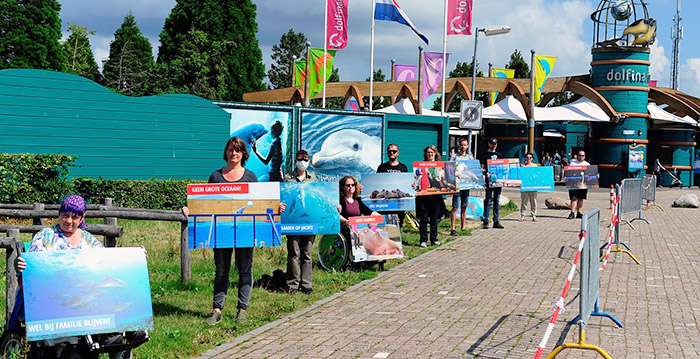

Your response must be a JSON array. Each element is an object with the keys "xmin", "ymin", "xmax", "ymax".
[
  {"xmin": 568, "ymin": 150, "xmax": 591, "ymax": 219},
  {"xmin": 479, "ymin": 138, "xmax": 504, "ymax": 229},
  {"xmin": 376, "ymin": 144, "xmax": 409, "ymax": 228},
  {"xmin": 450, "ymin": 137, "xmax": 474, "ymax": 235},
  {"xmin": 283, "ymin": 150, "xmax": 317, "ymax": 294},
  {"xmin": 519, "ymin": 153, "xmax": 539, "ymax": 222},
  {"xmin": 182, "ymin": 136, "xmax": 285, "ymax": 326},
  {"xmin": 338, "ymin": 175, "xmax": 380, "ymax": 244},
  {"xmin": 416, "ymin": 145, "xmax": 444, "ymax": 247}
]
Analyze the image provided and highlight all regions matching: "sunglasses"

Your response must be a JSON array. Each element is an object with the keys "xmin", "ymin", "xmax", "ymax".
[
  {"xmin": 387, "ymin": 150, "xmax": 398, "ymax": 154},
  {"xmin": 578, "ymin": 154, "xmax": 585, "ymax": 157},
  {"xmin": 344, "ymin": 183, "xmax": 356, "ymax": 187}
]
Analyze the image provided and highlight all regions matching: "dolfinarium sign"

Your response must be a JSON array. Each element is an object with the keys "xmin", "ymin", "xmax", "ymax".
[{"xmin": 605, "ymin": 67, "xmax": 650, "ymax": 86}]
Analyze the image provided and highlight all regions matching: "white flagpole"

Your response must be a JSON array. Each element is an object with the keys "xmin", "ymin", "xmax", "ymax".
[
  {"xmin": 441, "ymin": 0, "xmax": 448, "ymax": 117},
  {"xmin": 322, "ymin": 0, "xmax": 328, "ymax": 108},
  {"xmin": 369, "ymin": 0, "xmax": 375, "ymax": 111}
]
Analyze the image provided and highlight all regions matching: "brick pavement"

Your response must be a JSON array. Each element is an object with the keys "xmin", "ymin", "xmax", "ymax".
[{"xmin": 195, "ymin": 187, "xmax": 700, "ymax": 359}]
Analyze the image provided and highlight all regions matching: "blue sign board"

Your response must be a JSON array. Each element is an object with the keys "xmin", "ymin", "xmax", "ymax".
[
  {"xmin": 280, "ymin": 182, "xmax": 340, "ymax": 235},
  {"xmin": 361, "ymin": 173, "xmax": 416, "ymax": 211}
]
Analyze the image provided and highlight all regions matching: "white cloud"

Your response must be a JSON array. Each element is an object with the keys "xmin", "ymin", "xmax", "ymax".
[
  {"xmin": 680, "ymin": 58, "xmax": 700, "ymax": 97},
  {"xmin": 649, "ymin": 42, "xmax": 670, "ymax": 87}
]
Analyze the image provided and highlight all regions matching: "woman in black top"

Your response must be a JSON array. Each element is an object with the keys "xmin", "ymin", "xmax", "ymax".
[
  {"xmin": 338, "ymin": 175, "xmax": 379, "ymax": 245},
  {"xmin": 416, "ymin": 145, "xmax": 444, "ymax": 247}
]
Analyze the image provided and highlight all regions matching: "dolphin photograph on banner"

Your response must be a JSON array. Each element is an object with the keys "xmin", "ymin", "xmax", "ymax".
[
  {"xmin": 348, "ymin": 214, "xmax": 403, "ymax": 263},
  {"xmin": 187, "ymin": 182, "xmax": 282, "ymax": 249},
  {"xmin": 301, "ymin": 112, "xmax": 382, "ymax": 183},
  {"xmin": 360, "ymin": 173, "xmax": 415, "ymax": 211},
  {"xmin": 413, "ymin": 161, "xmax": 459, "ymax": 195},
  {"xmin": 224, "ymin": 107, "xmax": 294, "ymax": 182},
  {"xmin": 456, "ymin": 159, "xmax": 485, "ymax": 190},
  {"xmin": 22, "ymin": 248, "xmax": 153, "ymax": 341},
  {"xmin": 280, "ymin": 182, "xmax": 340, "ymax": 235},
  {"xmin": 520, "ymin": 166, "xmax": 555, "ymax": 192},
  {"xmin": 565, "ymin": 165, "xmax": 600, "ymax": 189},
  {"xmin": 487, "ymin": 158, "xmax": 521, "ymax": 187},
  {"xmin": 454, "ymin": 196, "xmax": 484, "ymax": 220}
]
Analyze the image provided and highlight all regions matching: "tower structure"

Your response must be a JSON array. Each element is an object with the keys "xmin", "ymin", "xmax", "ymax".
[{"xmin": 670, "ymin": 0, "xmax": 682, "ymax": 90}]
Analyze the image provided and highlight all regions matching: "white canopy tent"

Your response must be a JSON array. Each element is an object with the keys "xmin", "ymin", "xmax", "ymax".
[
  {"xmin": 648, "ymin": 102, "xmax": 698, "ymax": 126},
  {"xmin": 375, "ymin": 98, "xmax": 457, "ymax": 119}
]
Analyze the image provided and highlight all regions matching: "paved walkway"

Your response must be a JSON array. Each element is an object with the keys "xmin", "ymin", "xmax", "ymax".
[{"xmin": 196, "ymin": 187, "xmax": 700, "ymax": 359}]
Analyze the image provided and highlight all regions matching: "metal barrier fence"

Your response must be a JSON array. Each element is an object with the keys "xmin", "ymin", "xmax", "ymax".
[
  {"xmin": 580, "ymin": 208, "xmax": 600, "ymax": 325},
  {"xmin": 619, "ymin": 178, "xmax": 642, "ymax": 216},
  {"xmin": 641, "ymin": 174, "xmax": 656, "ymax": 202}
]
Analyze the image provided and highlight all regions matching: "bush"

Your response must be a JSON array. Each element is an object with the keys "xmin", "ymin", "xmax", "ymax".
[
  {"xmin": 74, "ymin": 178, "xmax": 201, "ymax": 210},
  {"xmin": 0, "ymin": 153, "xmax": 76, "ymax": 204}
]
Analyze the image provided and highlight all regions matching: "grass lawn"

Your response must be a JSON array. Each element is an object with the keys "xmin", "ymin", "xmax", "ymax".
[{"xmin": 0, "ymin": 201, "xmax": 517, "ymax": 358}]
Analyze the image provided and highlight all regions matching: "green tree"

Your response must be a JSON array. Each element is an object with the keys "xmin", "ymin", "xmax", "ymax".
[
  {"xmin": 364, "ymin": 68, "xmax": 391, "ymax": 110},
  {"xmin": 507, "ymin": 50, "xmax": 530, "ymax": 78},
  {"xmin": 268, "ymin": 29, "xmax": 308, "ymax": 89},
  {"xmin": 0, "ymin": 0, "xmax": 65, "ymax": 70},
  {"xmin": 156, "ymin": 0, "xmax": 266, "ymax": 100},
  {"xmin": 432, "ymin": 60, "xmax": 486, "ymax": 112},
  {"xmin": 103, "ymin": 13, "xmax": 155, "ymax": 96},
  {"xmin": 62, "ymin": 23, "xmax": 102, "ymax": 82}
]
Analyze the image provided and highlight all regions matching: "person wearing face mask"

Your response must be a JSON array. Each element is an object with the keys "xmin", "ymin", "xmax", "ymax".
[{"xmin": 283, "ymin": 150, "xmax": 317, "ymax": 294}]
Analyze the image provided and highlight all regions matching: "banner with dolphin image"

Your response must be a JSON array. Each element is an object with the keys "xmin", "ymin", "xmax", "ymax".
[
  {"xmin": 187, "ymin": 182, "xmax": 282, "ymax": 248},
  {"xmin": 280, "ymin": 182, "xmax": 340, "ymax": 235},
  {"xmin": 224, "ymin": 107, "xmax": 294, "ymax": 182},
  {"xmin": 456, "ymin": 159, "xmax": 485, "ymax": 190},
  {"xmin": 22, "ymin": 248, "xmax": 153, "ymax": 341},
  {"xmin": 301, "ymin": 112, "xmax": 383, "ymax": 183},
  {"xmin": 360, "ymin": 173, "xmax": 415, "ymax": 211}
]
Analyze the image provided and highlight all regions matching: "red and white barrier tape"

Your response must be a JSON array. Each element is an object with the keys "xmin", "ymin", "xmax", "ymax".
[
  {"xmin": 532, "ymin": 230, "xmax": 588, "ymax": 359},
  {"xmin": 600, "ymin": 193, "xmax": 620, "ymax": 270}
]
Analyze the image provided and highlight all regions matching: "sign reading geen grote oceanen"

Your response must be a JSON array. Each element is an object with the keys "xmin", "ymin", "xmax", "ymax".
[{"xmin": 23, "ymin": 248, "xmax": 154, "ymax": 341}]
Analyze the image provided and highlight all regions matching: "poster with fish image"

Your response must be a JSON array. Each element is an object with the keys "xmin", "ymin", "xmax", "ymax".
[
  {"xmin": 225, "ymin": 107, "xmax": 294, "ymax": 182},
  {"xmin": 520, "ymin": 166, "xmax": 555, "ymax": 192},
  {"xmin": 348, "ymin": 214, "xmax": 403, "ymax": 262},
  {"xmin": 280, "ymin": 182, "xmax": 340, "ymax": 235},
  {"xmin": 564, "ymin": 165, "xmax": 599, "ymax": 189},
  {"xmin": 22, "ymin": 248, "xmax": 153, "ymax": 341},
  {"xmin": 301, "ymin": 112, "xmax": 382, "ymax": 183},
  {"xmin": 413, "ymin": 161, "xmax": 459, "ymax": 195},
  {"xmin": 456, "ymin": 160, "xmax": 485, "ymax": 190},
  {"xmin": 486, "ymin": 159, "xmax": 521, "ymax": 187},
  {"xmin": 360, "ymin": 173, "xmax": 415, "ymax": 211},
  {"xmin": 187, "ymin": 182, "xmax": 282, "ymax": 248}
]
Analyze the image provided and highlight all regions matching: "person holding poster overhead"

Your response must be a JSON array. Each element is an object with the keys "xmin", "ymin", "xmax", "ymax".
[
  {"xmin": 377, "ymin": 144, "xmax": 408, "ymax": 228},
  {"xmin": 567, "ymin": 150, "xmax": 591, "ymax": 219},
  {"xmin": 416, "ymin": 145, "xmax": 444, "ymax": 247},
  {"xmin": 519, "ymin": 153, "xmax": 539, "ymax": 222},
  {"xmin": 283, "ymin": 150, "xmax": 317, "ymax": 294},
  {"xmin": 479, "ymin": 138, "xmax": 504, "ymax": 229},
  {"xmin": 182, "ymin": 136, "xmax": 285, "ymax": 325},
  {"xmin": 449, "ymin": 137, "xmax": 474, "ymax": 235}
]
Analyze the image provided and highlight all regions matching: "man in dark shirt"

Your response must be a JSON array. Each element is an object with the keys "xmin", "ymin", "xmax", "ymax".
[
  {"xmin": 478, "ymin": 138, "xmax": 504, "ymax": 229},
  {"xmin": 376, "ymin": 144, "xmax": 408, "ymax": 227}
]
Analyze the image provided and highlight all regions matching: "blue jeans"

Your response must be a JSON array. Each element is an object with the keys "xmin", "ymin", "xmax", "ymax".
[{"xmin": 483, "ymin": 187, "xmax": 502, "ymax": 223}]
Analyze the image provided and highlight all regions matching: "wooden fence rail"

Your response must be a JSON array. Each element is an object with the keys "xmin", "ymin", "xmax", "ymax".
[
  {"xmin": 0, "ymin": 199, "xmax": 191, "ymax": 283},
  {"xmin": 0, "ymin": 229, "xmax": 20, "ymax": 327}
]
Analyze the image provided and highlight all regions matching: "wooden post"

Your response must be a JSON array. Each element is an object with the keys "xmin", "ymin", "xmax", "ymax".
[
  {"xmin": 5, "ymin": 228, "xmax": 20, "ymax": 328},
  {"xmin": 103, "ymin": 198, "xmax": 117, "ymax": 247},
  {"xmin": 180, "ymin": 221, "xmax": 191, "ymax": 283},
  {"xmin": 32, "ymin": 203, "xmax": 45, "ymax": 229}
]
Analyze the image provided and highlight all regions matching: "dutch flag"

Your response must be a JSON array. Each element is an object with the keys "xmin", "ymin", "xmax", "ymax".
[{"xmin": 374, "ymin": 0, "xmax": 429, "ymax": 45}]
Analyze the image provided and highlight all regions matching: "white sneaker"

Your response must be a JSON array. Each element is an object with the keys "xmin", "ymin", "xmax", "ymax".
[{"xmin": 419, "ymin": 242, "xmax": 427, "ymax": 248}]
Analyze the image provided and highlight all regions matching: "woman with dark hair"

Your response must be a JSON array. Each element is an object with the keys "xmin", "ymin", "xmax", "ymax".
[
  {"xmin": 252, "ymin": 120, "xmax": 284, "ymax": 181},
  {"xmin": 338, "ymin": 175, "xmax": 379, "ymax": 244},
  {"xmin": 519, "ymin": 152, "xmax": 539, "ymax": 222},
  {"xmin": 416, "ymin": 145, "xmax": 444, "ymax": 247},
  {"xmin": 183, "ymin": 136, "xmax": 284, "ymax": 325}
]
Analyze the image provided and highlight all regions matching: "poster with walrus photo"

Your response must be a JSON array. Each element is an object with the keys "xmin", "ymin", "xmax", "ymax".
[
  {"xmin": 360, "ymin": 173, "xmax": 415, "ymax": 211},
  {"xmin": 564, "ymin": 165, "xmax": 599, "ymax": 189}
]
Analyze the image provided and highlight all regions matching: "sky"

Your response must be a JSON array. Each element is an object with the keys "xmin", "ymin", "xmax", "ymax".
[{"xmin": 58, "ymin": 0, "xmax": 700, "ymax": 97}]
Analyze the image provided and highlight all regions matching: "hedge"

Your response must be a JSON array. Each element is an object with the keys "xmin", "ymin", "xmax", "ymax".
[{"xmin": 0, "ymin": 153, "xmax": 202, "ymax": 210}]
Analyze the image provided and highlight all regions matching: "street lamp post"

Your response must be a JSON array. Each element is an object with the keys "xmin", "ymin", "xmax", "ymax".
[{"xmin": 469, "ymin": 25, "xmax": 511, "ymax": 155}]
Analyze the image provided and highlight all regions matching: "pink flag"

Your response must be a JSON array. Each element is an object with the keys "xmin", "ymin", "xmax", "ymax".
[
  {"xmin": 326, "ymin": 0, "xmax": 349, "ymax": 49},
  {"xmin": 393, "ymin": 64, "xmax": 417, "ymax": 81},
  {"xmin": 422, "ymin": 52, "xmax": 449, "ymax": 101},
  {"xmin": 446, "ymin": 0, "xmax": 472, "ymax": 35}
]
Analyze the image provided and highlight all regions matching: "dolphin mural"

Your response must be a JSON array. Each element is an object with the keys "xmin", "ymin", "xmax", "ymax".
[
  {"xmin": 312, "ymin": 129, "xmax": 381, "ymax": 173},
  {"xmin": 230, "ymin": 122, "xmax": 268, "ymax": 146}
]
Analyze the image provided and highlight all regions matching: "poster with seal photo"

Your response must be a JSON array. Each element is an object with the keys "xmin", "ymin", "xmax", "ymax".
[
  {"xmin": 360, "ymin": 173, "xmax": 415, "ymax": 211},
  {"xmin": 412, "ymin": 161, "xmax": 459, "ymax": 195},
  {"xmin": 348, "ymin": 214, "xmax": 403, "ymax": 262}
]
